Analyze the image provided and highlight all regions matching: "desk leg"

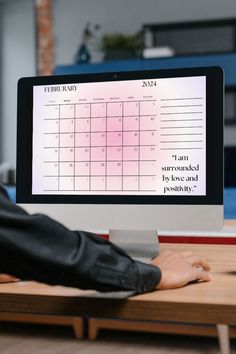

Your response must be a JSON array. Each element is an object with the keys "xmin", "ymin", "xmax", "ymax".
[
  {"xmin": 217, "ymin": 324, "xmax": 230, "ymax": 354},
  {"xmin": 73, "ymin": 318, "xmax": 85, "ymax": 339}
]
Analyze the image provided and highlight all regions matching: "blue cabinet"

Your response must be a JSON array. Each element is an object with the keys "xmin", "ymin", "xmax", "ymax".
[{"xmin": 55, "ymin": 52, "xmax": 236, "ymax": 86}]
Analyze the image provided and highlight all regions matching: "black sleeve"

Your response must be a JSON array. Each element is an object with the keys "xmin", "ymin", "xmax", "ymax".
[{"xmin": 0, "ymin": 184, "xmax": 161, "ymax": 293}]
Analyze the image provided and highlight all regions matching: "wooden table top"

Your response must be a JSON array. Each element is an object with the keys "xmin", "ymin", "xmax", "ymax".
[{"xmin": 0, "ymin": 243, "xmax": 236, "ymax": 325}]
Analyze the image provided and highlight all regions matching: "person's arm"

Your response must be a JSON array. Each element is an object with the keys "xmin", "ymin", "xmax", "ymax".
[
  {"xmin": 0, "ymin": 184, "xmax": 161, "ymax": 293},
  {"xmin": 0, "ymin": 184, "xmax": 211, "ymax": 292}
]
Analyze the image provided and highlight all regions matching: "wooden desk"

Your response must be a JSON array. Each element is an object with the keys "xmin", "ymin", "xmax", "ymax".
[{"xmin": 0, "ymin": 244, "xmax": 236, "ymax": 353}]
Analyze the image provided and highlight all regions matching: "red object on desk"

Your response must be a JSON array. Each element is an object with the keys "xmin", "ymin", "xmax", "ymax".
[
  {"xmin": 158, "ymin": 235, "xmax": 236, "ymax": 245},
  {"xmin": 98, "ymin": 220, "xmax": 236, "ymax": 245}
]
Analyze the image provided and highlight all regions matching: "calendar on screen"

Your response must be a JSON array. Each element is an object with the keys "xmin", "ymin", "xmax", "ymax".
[{"xmin": 32, "ymin": 76, "xmax": 206, "ymax": 196}]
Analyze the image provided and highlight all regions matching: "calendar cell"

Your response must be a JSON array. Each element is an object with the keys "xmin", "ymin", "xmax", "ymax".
[
  {"xmin": 123, "ymin": 101, "xmax": 139, "ymax": 116},
  {"xmin": 44, "ymin": 105, "xmax": 59, "ymax": 119},
  {"xmin": 59, "ymin": 176, "xmax": 74, "ymax": 190},
  {"xmin": 123, "ymin": 161, "xmax": 139, "ymax": 175},
  {"xmin": 75, "ymin": 176, "xmax": 89, "ymax": 190},
  {"xmin": 59, "ymin": 162, "xmax": 74, "ymax": 176},
  {"xmin": 43, "ymin": 176, "xmax": 59, "ymax": 191},
  {"xmin": 75, "ymin": 147, "xmax": 90, "ymax": 161},
  {"xmin": 107, "ymin": 102, "xmax": 122, "ymax": 116},
  {"xmin": 75, "ymin": 104, "xmax": 90, "ymax": 118},
  {"xmin": 44, "ymin": 133, "xmax": 59, "ymax": 148},
  {"xmin": 91, "ymin": 117, "xmax": 106, "ymax": 132},
  {"xmin": 123, "ymin": 146, "xmax": 139, "ymax": 160},
  {"xmin": 91, "ymin": 147, "xmax": 106, "ymax": 161},
  {"xmin": 123, "ymin": 116, "xmax": 139, "ymax": 131},
  {"xmin": 60, "ymin": 119, "xmax": 74, "ymax": 133},
  {"xmin": 75, "ymin": 162, "xmax": 89, "ymax": 175},
  {"xmin": 140, "ymin": 146, "xmax": 156, "ymax": 160},
  {"xmin": 140, "ymin": 176, "xmax": 156, "ymax": 191},
  {"xmin": 107, "ymin": 147, "xmax": 122, "ymax": 161},
  {"xmin": 140, "ymin": 160, "xmax": 157, "ymax": 175},
  {"xmin": 107, "ymin": 117, "xmax": 122, "ymax": 131},
  {"xmin": 107, "ymin": 161, "xmax": 122, "ymax": 176},
  {"xmin": 140, "ymin": 116, "xmax": 157, "ymax": 130},
  {"xmin": 44, "ymin": 119, "xmax": 59, "ymax": 133},
  {"xmin": 91, "ymin": 176, "xmax": 105, "ymax": 190},
  {"xmin": 60, "ymin": 104, "xmax": 74, "ymax": 119},
  {"xmin": 75, "ymin": 132, "xmax": 90, "ymax": 146},
  {"xmin": 44, "ymin": 148, "xmax": 58, "ymax": 162},
  {"xmin": 60, "ymin": 133, "xmax": 74, "ymax": 147},
  {"xmin": 123, "ymin": 131, "xmax": 139, "ymax": 146},
  {"xmin": 60, "ymin": 147, "xmax": 74, "ymax": 162},
  {"xmin": 91, "ymin": 132, "xmax": 106, "ymax": 146},
  {"xmin": 140, "ymin": 130, "xmax": 157, "ymax": 145},
  {"xmin": 43, "ymin": 162, "xmax": 58, "ymax": 176},
  {"xmin": 91, "ymin": 103, "xmax": 106, "ymax": 117},
  {"xmin": 140, "ymin": 100, "xmax": 157, "ymax": 115},
  {"xmin": 91, "ymin": 161, "xmax": 106, "ymax": 175},
  {"xmin": 107, "ymin": 176, "xmax": 122, "ymax": 190},
  {"xmin": 75, "ymin": 118, "xmax": 90, "ymax": 132},
  {"xmin": 123, "ymin": 176, "xmax": 139, "ymax": 190},
  {"xmin": 107, "ymin": 132, "xmax": 122, "ymax": 146}
]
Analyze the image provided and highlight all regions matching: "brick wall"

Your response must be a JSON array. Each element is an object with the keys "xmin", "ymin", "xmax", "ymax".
[{"xmin": 35, "ymin": 0, "xmax": 54, "ymax": 75}]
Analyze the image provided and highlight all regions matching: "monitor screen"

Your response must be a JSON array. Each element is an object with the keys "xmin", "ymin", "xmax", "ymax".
[
  {"xmin": 32, "ymin": 75, "xmax": 206, "ymax": 197},
  {"xmin": 16, "ymin": 67, "xmax": 223, "ymax": 233}
]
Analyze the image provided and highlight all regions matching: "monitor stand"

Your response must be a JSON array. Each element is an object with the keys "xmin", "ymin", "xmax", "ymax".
[{"xmin": 109, "ymin": 230, "xmax": 159, "ymax": 263}]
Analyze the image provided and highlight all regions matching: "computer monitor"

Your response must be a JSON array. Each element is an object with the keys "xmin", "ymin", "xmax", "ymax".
[{"xmin": 16, "ymin": 66, "xmax": 223, "ymax": 260}]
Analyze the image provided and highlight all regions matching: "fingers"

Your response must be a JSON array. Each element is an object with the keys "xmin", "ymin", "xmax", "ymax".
[
  {"xmin": 153, "ymin": 250, "xmax": 211, "ymax": 271},
  {"xmin": 194, "ymin": 267, "xmax": 211, "ymax": 282},
  {"xmin": 181, "ymin": 251, "xmax": 211, "ymax": 271},
  {"xmin": 185, "ymin": 255, "xmax": 211, "ymax": 271}
]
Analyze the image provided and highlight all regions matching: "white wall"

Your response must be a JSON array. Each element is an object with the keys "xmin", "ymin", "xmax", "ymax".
[
  {"xmin": 53, "ymin": 0, "xmax": 236, "ymax": 65},
  {"xmin": 0, "ymin": 0, "xmax": 36, "ymax": 166}
]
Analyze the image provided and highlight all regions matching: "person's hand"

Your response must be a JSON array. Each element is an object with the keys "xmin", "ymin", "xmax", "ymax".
[
  {"xmin": 0, "ymin": 274, "xmax": 18, "ymax": 283},
  {"xmin": 151, "ymin": 250, "xmax": 211, "ymax": 290}
]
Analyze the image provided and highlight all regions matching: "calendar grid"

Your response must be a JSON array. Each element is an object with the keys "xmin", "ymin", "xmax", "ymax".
[{"xmin": 42, "ymin": 100, "xmax": 158, "ymax": 193}]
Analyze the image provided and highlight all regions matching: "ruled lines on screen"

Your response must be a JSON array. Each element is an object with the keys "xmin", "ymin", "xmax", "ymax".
[{"xmin": 159, "ymin": 97, "xmax": 205, "ymax": 151}]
